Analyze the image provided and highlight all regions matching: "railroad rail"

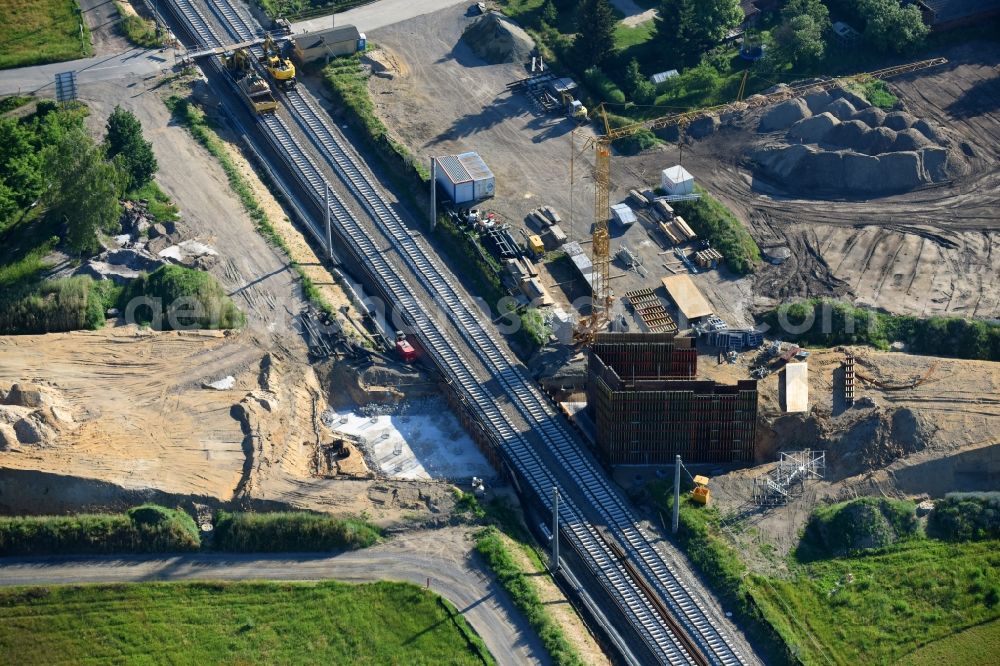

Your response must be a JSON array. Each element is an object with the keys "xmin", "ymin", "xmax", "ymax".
[{"xmin": 167, "ymin": 1, "xmax": 748, "ymax": 663}]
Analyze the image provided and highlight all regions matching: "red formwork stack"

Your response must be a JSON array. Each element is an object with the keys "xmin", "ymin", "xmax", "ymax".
[{"xmin": 587, "ymin": 333, "xmax": 758, "ymax": 465}]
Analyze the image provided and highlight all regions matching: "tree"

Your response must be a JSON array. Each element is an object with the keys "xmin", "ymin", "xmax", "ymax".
[
  {"xmin": 857, "ymin": 0, "xmax": 929, "ymax": 53},
  {"xmin": 773, "ymin": 0, "xmax": 830, "ymax": 67},
  {"xmin": 574, "ymin": 0, "xmax": 617, "ymax": 68},
  {"xmin": 774, "ymin": 14, "xmax": 826, "ymax": 67},
  {"xmin": 623, "ymin": 58, "xmax": 657, "ymax": 104},
  {"xmin": 104, "ymin": 105, "xmax": 157, "ymax": 190},
  {"xmin": 43, "ymin": 128, "xmax": 124, "ymax": 255},
  {"xmin": 541, "ymin": 0, "xmax": 558, "ymax": 26},
  {"xmin": 655, "ymin": 0, "xmax": 743, "ymax": 67}
]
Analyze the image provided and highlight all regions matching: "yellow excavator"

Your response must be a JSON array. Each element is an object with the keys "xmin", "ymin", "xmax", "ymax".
[
  {"xmin": 260, "ymin": 34, "xmax": 296, "ymax": 89},
  {"xmin": 223, "ymin": 48, "xmax": 278, "ymax": 114}
]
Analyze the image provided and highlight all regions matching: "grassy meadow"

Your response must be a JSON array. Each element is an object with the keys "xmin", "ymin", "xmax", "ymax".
[{"xmin": 0, "ymin": 580, "xmax": 493, "ymax": 665}]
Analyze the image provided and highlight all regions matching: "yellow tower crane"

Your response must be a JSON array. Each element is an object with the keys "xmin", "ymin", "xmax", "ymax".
[{"xmin": 572, "ymin": 57, "xmax": 947, "ymax": 344}]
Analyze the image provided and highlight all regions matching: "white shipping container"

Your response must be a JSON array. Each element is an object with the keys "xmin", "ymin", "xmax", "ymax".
[{"xmin": 661, "ymin": 164, "xmax": 694, "ymax": 195}]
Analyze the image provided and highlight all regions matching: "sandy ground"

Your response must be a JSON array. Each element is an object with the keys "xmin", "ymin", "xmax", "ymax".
[
  {"xmin": 369, "ymin": 10, "xmax": 1000, "ymax": 321},
  {"xmin": 694, "ymin": 346, "xmax": 1000, "ymax": 567},
  {"xmin": 0, "ymin": 328, "xmax": 250, "ymax": 498},
  {"xmin": 0, "ymin": 73, "xmax": 467, "ymax": 525}
]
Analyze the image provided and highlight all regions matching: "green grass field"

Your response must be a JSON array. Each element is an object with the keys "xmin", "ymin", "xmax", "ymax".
[
  {"xmin": 896, "ymin": 617, "xmax": 1000, "ymax": 666},
  {"xmin": 0, "ymin": 0, "xmax": 91, "ymax": 70},
  {"xmin": 751, "ymin": 539, "xmax": 1000, "ymax": 665},
  {"xmin": 0, "ymin": 581, "xmax": 494, "ymax": 665}
]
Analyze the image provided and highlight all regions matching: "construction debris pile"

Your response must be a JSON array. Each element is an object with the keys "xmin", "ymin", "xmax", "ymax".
[
  {"xmin": 751, "ymin": 87, "xmax": 969, "ymax": 195},
  {"xmin": 462, "ymin": 12, "xmax": 535, "ymax": 64}
]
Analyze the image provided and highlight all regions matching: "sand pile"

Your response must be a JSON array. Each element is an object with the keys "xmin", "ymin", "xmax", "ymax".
[
  {"xmin": 0, "ymin": 383, "xmax": 75, "ymax": 450},
  {"xmin": 462, "ymin": 12, "xmax": 535, "ymax": 64},
  {"xmin": 752, "ymin": 87, "xmax": 968, "ymax": 195}
]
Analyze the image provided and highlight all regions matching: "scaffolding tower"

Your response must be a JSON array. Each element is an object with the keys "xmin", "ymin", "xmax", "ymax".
[{"xmin": 752, "ymin": 449, "xmax": 826, "ymax": 506}]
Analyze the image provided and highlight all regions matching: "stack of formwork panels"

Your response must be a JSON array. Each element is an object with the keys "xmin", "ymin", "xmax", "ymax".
[{"xmin": 624, "ymin": 288, "xmax": 678, "ymax": 334}]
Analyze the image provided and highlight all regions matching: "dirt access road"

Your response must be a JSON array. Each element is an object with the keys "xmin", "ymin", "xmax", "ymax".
[{"xmin": 0, "ymin": 527, "xmax": 547, "ymax": 666}]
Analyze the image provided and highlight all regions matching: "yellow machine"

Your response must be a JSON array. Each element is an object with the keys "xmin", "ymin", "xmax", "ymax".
[
  {"xmin": 692, "ymin": 475, "xmax": 711, "ymax": 506},
  {"xmin": 223, "ymin": 48, "xmax": 278, "ymax": 114},
  {"xmin": 528, "ymin": 234, "xmax": 545, "ymax": 256},
  {"xmin": 260, "ymin": 34, "xmax": 296, "ymax": 89},
  {"xmin": 570, "ymin": 57, "xmax": 947, "ymax": 345}
]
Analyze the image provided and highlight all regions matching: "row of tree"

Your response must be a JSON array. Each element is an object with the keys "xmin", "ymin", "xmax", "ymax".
[
  {"xmin": 772, "ymin": 0, "xmax": 928, "ymax": 69},
  {"xmin": 0, "ymin": 102, "xmax": 157, "ymax": 254},
  {"xmin": 543, "ymin": 0, "xmax": 930, "ymax": 111}
]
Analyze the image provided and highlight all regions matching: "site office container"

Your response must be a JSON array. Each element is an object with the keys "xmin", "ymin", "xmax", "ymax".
[{"xmin": 435, "ymin": 152, "xmax": 494, "ymax": 204}]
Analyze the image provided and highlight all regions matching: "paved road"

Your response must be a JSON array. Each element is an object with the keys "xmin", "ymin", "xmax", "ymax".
[
  {"xmin": 0, "ymin": 529, "xmax": 546, "ymax": 666},
  {"xmin": 0, "ymin": 47, "xmax": 179, "ymax": 97},
  {"xmin": 291, "ymin": 0, "xmax": 468, "ymax": 35}
]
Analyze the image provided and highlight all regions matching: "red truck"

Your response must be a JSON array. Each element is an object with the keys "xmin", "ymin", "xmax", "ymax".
[{"xmin": 395, "ymin": 331, "xmax": 417, "ymax": 363}]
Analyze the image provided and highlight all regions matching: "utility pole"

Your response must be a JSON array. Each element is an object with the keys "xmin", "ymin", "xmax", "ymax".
[
  {"xmin": 672, "ymin": 454, "xmax": 681, "ymax": 534},
  {"xmin": 325, "ymin": 183, "xmax": 333, "ymax": 259},
  {"xmin": 429, "ymin": 157, "xmax": 437, "ymax": 232},
  {"xmin": 551, "ymin": 486, "xmax": 560, "ymax": 572}
]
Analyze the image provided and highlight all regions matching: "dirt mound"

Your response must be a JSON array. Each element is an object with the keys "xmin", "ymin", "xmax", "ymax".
[
  {"xmin": 759, "ymin": 98, "xmax": 811, "ymax": 132},
  {"xmin": 462, "ymin": 13, "xmax": 535, "ymax": 64},
  {"xmin": 883, "ymin": 110, "xmax": 916, "ymax": 131},
  {"xmin": 852, "ymin": 106, "xmax": 887, "ymax": 128},
  {"xmin": 0, "ymin": 383, "xmax": 74, "ymax": 450},
  {"xmin": 825, "ymin": 97, "xmax": 857, "ymax": 120},
  {"xmin": 750, "ymin": 85, "xmax": 967, "ymax": 195},
  {"xmin": 788, "ymin": 112, "xmax": 839, "ymax": 143}
]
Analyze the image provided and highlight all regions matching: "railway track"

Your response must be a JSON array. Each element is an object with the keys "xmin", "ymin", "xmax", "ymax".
[{"xmin": 168, "ymin": 1, "xmax": 748, "ymax": 663}]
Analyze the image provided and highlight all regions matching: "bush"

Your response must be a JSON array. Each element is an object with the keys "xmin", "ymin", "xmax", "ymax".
[
  {"xmin": 520, "ymin": 308, "xmax": 550, "ymax": 347},
  {"xmin": 0, "ymin": 505, "xmax": 200, "ymax": 556},
  {"xmin": 673, "ymin": 187, "xmax": 759, "ymax": 274},
  {"xmin": 119, "ymin": 265, "xmax": 244, "ymax": 330},
  {"xmin": 928, "ymin": 493, "xmax": 1000, "ymax": 542},
  {"xmin": 213, "ymin": 511, "xmax": 381, "ymax": 552},
  {"xmin": 115, "ymin": 3, "xmax": 163, "ymax": 49},
  {"xmin": 583, "ymin": 66, "xmax": 626, "ymax": 104},
  {"xmin": 0, "ymin": 275, "xmax": 116, "ymax": 334},
  {"xmin": 762, "ymin": 299, "xmax": 1000, "ymax": 360},
  {"xmin": 475, "ymin": 527, "xmax": 583, "ymax": 666},
  {"xmin": 798, "ymin": 497, "xmax": 919, "ymax": 559}
]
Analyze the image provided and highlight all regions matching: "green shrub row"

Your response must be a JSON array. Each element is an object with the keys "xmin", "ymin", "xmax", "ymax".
[
  {"xmin": 762, "ymin": 298, "xmax": 1000, "ymax": 360},
  {"xmin": 646, "ymin": 482, "xmax": 795, "ymax": 665},
  {"xmin": 673, "ymin": 187, "xmax": 760, "ymax": 275},
  {"xmin": 0, "ymin": 505, "xmax": 200, "ymax": 556},
  {"xmin": 0, "ymin": 506, "xmax": 384, "ymax": 556},
  {"xmin": 929, "ymin": 493, "xmax": 1000, "ymax": 542},
  {"xmin": 0, "ymin": 275, "xmax": 119, "ymax": 334},
  {"xmin": 474, "ymin": 527, "xmax": 584, "ymax": 666},
  {"xmin": 213, "ymin": 511, "xmax": 382, "ymax": 552}
]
